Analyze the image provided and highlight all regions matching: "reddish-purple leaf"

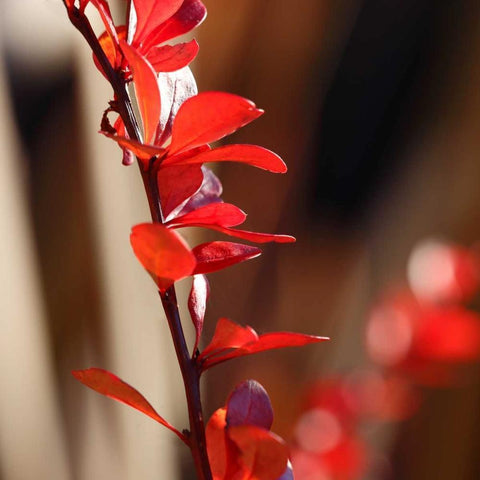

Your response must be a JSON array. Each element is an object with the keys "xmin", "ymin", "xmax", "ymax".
[
  {"xmin": 200, "ymin": 317, "xmax": 258, "ymax": 360},
  {"xmin": 167, "ymin": 203, "xmax": 246, "ymax": 228},
  {"xmin": 200, "ymin": 318, "xmax": 329, "ymax": 370},
  {"xmin": 130, "ymin": 223, "xmax": 195, "ymax": 289},
  {"xmin": 142, "ymin": 0, "xmax": 207, "ymax": 47},
  {"xmin": 188, "ymin": 274, "xmax": 210, "ymax": 353},
  {"xmin": 72, "ymin": 368, "xmax": 186, "ymax": 442},
  {"xmin": 120, "ymin": 41, "xmax": 161, "ymax": 144},
  {"xmin": 157, "ymin": 164, "xmax": 204, "ymax": 218},
  {"xmin": 165, "ymin": 144, "xmax": 287, "ymax": 173},
  {"xmin": 147, "ymin": 40, "xmax": 199, "ymax": 73},
  {"xmin": 132, "ymin": 0, "xmax": 184, "ymax": 45},
  {"xmin": 228, "ymin": 425, "xmax": 289, "ymax": 480},
  {"xmin": 226, "ymin": 380, "xmax": 274, "ymax": 430},
  {"xmin": 193, "ymin": 241, "xmax": 261, "ymax": 275},
  {"xmin": 168, "ymin": 92, "xmax": 264, "ymax": 155},
  {"xmin": 175, "ymin": 167, "xmax": 223, "ymax": 216},
  {"xmin": 277, "ymin": 463, "xmax": 295, "ymax": 480}
]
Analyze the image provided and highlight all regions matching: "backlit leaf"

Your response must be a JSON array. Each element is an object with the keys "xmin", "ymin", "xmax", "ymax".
[
  {"xmin": 192, "ymin": 241, "xmax": 261, "ymax": 275},
  {"xmin": 195, "ymin": 225, "xmax": 295, "ymax": 244},
  {"xmin": 200, "ymin": 318, "xmax": 328, "ymax": 370},
  {"xmin": 228, "ymin": 425, "xmax": 289, "ymax": 480},
  {"xmin": 165, "ymin": 144, "xmax": 287, "ymax": 173},
  {"xmin": 169, "ymin": 92, "xmax": 263, "ymax": 155},
  {"xmin": 130, "ymin": 223, "xmax": 195, "ymax": 289},
  {"xmin": 206, "ymin": 408, "xmax": 229, "ymax": 479},
  {"xmin": 147, "ymin": 40, "xmax": 199, "ymax": 73},
  {"xmin": 94, "ymin": 27, "xmax": 127, "ymax": 76},
  {"xmin": 120, "ymin": 40, "xmax": 161, "ymax": 144},
  {"xmin": 206, "ymin": 408, "xmax": 245, "ymax": 480},
  {"xmin": 188, "ymin": 274, "xmax": 210, "ymax": 353},
  {"xmin": 142, "ymin": 0, "xmax": 207, "ymax": 46},
  {"xmin": 167, "ymin": 203, "xmax": 247, "ymax": 228},
  {"xmin": 132, "ymin": 0, "xmax": 184, "ymax": 45},
  {"xmin": 72, "ymin": 368, "xmax": 186, "ymax": 442},
  {"xmin": 200, "ymin": 318, "xmax": 258, "ymax": 359},
  {"xmin": 157, "ymin": 164, "xmax": 204, "ymax": 218},
  {"xmin": 226, "ymin": 380, "xmax": 274, "ymax": 430}
]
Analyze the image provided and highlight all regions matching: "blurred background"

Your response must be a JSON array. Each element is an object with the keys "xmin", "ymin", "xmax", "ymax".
[{"xmin": 2, "ymin": 0, "xmax": 480, "ymax": 479}]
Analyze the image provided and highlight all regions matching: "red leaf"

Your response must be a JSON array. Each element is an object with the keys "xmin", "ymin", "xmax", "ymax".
[
  {"xmin": 120, "ymin": 41, "xmax": 161, "ymax": 144},
  {"xmin": 162, "ymin": 145, "xmax": 212, "ymax": 165},
  {"xmin": 200, "ymin": 318, "xmax": 258, "ymax": 359},
  {"xmin": 206, "ymin": 408, "xmax": 229, "ymax": 479},
  {"xmin": 147, "ymin": 40, "xmax": 199, "ymax": 73},
  {"xmin": 192, "ymin": 241, "xmax": 261, "ymax": 275},
  {"xmin": 188, "ymin": 274, "xmax": 210, "ymax": 353},
  {"xmin": 228, "ymin": 425, "xmax": 289, "ymax": 480},
  {"xmin": 94, "ymin": 27, "xmax": 127, "ymax": 76},
  {"xmin": 157, "ymin": 164, "xmax": 204, "ymax": 218},
  {"xmin": 206, "ymin": 408, "xmax": 244, "ymax": 480},
  {"xmin": 132, "ymin": 0, "xmax": 184, "ymax": 45},
  {"xmin": 167, "ymin": 203, "xmax": 247, "ymax": 228},
  {"xmin": 241, "ymin": 332, "xmax": 329, "ymax": 355},
  {"xmin": 194, "ymin": 225, "xmax": 296, "ymax": 244},
  {"xmin": 226, "ymin": 380, "xmax": 274, "ymax": 430},
  {"xmin": 130, "ymin": 223, "xmax": 195, "ymax": 289},
  {"xmin": 141, "ymin": 0, "xmax": 207, "ymax": 47},
  {"xmin": 169, "ymin": 92, "xmax": 263, "ymax": 155},
  {"xmin": 165, "ymin": 144, "xmax": 287, "ymax": 173},
  {"xmin": 200, "ymin": 318, "xmax": 328, "ymax": 370},
  {"xmin": 72, "ymin": 368, "xmax": 186, "ymax": 442}
]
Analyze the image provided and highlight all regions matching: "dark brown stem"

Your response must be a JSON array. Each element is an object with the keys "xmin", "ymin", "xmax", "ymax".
[
  {"xmin": 65, "ymin": 5, "xmax": 212, "ymax": 479},
  {"xmin": 161, "ymin": 289, "xmax": 212, "ymax": 480}
]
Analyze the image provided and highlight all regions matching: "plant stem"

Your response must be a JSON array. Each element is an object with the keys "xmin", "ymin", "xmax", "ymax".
[
  {"xmin": 65, "ymin": 5, "xmax": 213, "ymax": 479},
  {"xmin": 161, "ymin": 289, "xmax": 213, "ymax": 480}
]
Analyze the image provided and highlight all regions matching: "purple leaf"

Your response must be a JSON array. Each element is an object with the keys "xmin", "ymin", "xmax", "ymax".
[
  {"xmin": 188, "ymin": 274, "xmax": 210, "ymax": 353},
  {"xmin": 277, "ymin": 462, "xmax": 295, "ymax": 480},
  {"xmin": 226, "ymin": 380, "xmax": 274, "ymax": 430},
  {"xmin": 173, "ymin": 167, "xmax": 223, "ymax": 218}
]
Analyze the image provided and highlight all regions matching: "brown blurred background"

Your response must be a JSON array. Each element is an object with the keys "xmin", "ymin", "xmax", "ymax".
[{"xmin": 2, "ymin": 0, "xmax": 480, "ymax": 479}]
